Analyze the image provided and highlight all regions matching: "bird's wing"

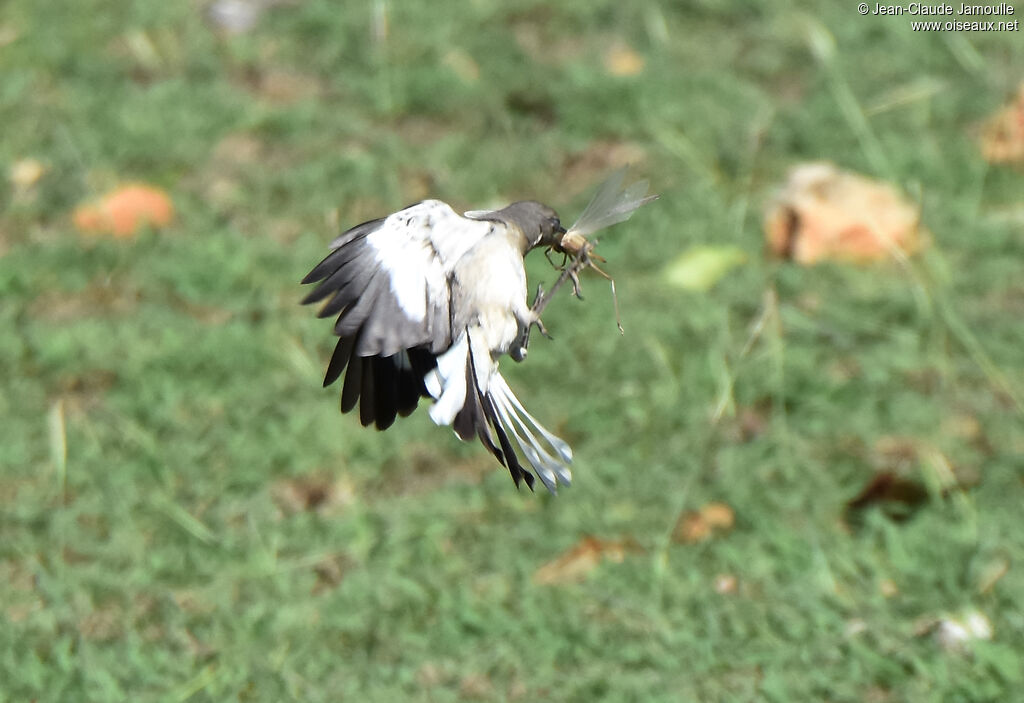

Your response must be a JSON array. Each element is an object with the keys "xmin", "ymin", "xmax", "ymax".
[{"xmin": 302, "ymin": 200, "xmax": 495, "ymax": 358}]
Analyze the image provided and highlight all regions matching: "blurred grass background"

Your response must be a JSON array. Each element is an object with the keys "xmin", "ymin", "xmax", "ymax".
[{"xmin": 2, "ymin": 0, "xmax": 1023, "ymax": 700}]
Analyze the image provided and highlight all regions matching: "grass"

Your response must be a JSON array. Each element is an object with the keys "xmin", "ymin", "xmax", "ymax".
[{"xmin": 2, "ymin": 0, "xmax": 1023, "ymax": 700}]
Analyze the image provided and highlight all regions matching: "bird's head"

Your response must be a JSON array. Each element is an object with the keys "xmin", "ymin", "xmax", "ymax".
[{"xmin": 474, "ymin": 201, "xmax": 566, "ymax": 252}]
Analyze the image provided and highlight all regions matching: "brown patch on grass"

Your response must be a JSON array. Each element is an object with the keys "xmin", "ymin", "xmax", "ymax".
[
  {"xmin": 533, "ymin": 535, "xmax": 641, "ymax": 585},
  {"xmin": 172, "ymin": 588, "xmax": 216, "ymax": 616},
  {"xmin": 459, "ymin": 673, "xmax": 494, "ymax": 700},
  {"xmin": 52, "ymin": 369, "xmax": 119, "ymax": 419},
  {"xmin": 509, "ymin": 9, "xmax": 584, "ymax": 66},
  {"xmin": 366, "ymin": 444, "xmax": 489, "ymax": 498},
  {"xmin": 720, "ymin": 400, "xmax": 771, "ymax": 443},
  {"xmin": 166, "ymin": 290, "xmax": 236, "ymax": 326},
  {"xmin": 311, "ymin": 553, "xmax": 350, "ymax": 595},
  {"xmin": 195, "ymin": 132, "xmax": 268, "ymax": 212},
  {"xmin": 272, "ymin": 473, "xmax": 355, "ymax": 517},
  {"xmin": 29, "ymin": 278, "xmax": 141, "ymax": 322},
  {"xmin": 978, "ymin": 83, "xmax": 1024, "ymax": 165},
  {"xmin": 504, "ymin": 90, "xmax": 557, "ymax": 126},
  {"xmin": 78, "ymin": 601, "xmax": 125, "ymax": 642},
  {"xmin": 392, "ymin": 115, "xmax": 456, "ymax": 145},
  {"xmin": 193, "ymin": 131, "xmax": 305, "ymax": 225},
  {"xmin": 560, "ymin": 140, "xmax": 648, "ymax": 194},
  {"xmin": 239, "ymin": 66, "xmax": 324, "ymax": 105},
  {"xmin": 2, "ymin": 559, "xmax": 43, "ymax": 624},
  {"xmin": 903, "ymin": 367, "xmax": 942, "ymax": 394},
  {"xmin": 673, "ymin": 502, "xmax": 735, "ymax": 544},
  {"xmin": 845, "ymin": 470, "xmax": 929, "ymax": 520},
  {"xmin": 212, "ymin": 132, "xmax": 266, "ymax": 169},
  {"xmin": 871, "ymin": 435, "xmax": 921, "ymax": 473}
]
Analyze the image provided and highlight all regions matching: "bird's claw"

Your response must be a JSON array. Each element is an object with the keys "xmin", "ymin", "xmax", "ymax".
[
  {"xmin": 512, "ymin": 287, "xmax": 555, "ymax": 362},
  {"xmin": 511, "ymin": 316, "xmax": 549, "ymax": 362},
  {"xmin": 529, "ymin": 283, "xmax": 546, "ymax": 314}
]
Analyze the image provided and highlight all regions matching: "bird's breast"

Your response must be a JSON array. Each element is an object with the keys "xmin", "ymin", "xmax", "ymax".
[{"xmin": 451, "ymin": 235, "xmax": 528, "ymax": 354}]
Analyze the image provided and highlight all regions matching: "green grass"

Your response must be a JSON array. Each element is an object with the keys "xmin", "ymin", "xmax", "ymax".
[{"xmin": 2, "ymin": 1, "xmax": 1023, "ymax": 700}]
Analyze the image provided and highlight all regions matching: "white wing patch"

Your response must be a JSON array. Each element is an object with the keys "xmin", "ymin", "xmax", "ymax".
[
  {"xmin": 302, "ymin": 200, "xmax": 496, "ymax": 357},
  {"xmin": 367, "ymin": 200, "xmax": 493, "ymax": 323}
]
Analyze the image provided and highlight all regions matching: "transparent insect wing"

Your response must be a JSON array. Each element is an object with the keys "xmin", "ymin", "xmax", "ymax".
[{"xmin": 566, "ymin": 168, "xmax": 657, "ymax": 238}]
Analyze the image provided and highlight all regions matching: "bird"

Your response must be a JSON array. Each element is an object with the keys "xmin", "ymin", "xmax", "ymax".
[{"xmin": 301, "ymin": 198, "xmax": 576, "ymax": 493}]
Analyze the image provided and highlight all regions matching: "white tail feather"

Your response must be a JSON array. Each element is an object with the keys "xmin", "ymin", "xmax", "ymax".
[
  {"xmin": 424, "ymin": 327, "xmax": 574, "ymax": 492},
  {"xmin": 489, "ymin": 374, "xmax": 573, "ymax": 463},
  {"xmin": 426, "ymin": 334, "xmax": 469, "ymax": 425},
  {"xmin": 487, "ymin": 373, "xmax": 572, "ymax": 491}
]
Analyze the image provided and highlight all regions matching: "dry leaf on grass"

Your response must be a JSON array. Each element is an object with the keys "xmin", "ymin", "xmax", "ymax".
[
  {"xmin": 604, "ymin": 44, "xmax": 645, "ymax": 77},
  {"xmin": 73, "ymin": 184, "xmax": 174, "ymax": 238},
  {"xmin": 271, "ymin": 473, "xmax": 355, "ymax": 517},
  {"xmin": 845, "ymin": 471, "xmax": 929, "ymax": 522},
  {"xmin": 673, "ymin": 501, "xmax": 735, "ymax": 544},
  {"xmin": 979, "ymin": 83, "xmax": 1024, "ymax": 165},
  {"xmin": 533, "ymin": 536, "xmax": 640, "ymax": 585},
  {"xmin": 764, "ymin": 162, "xmax": 926, "ymax": 264},
  {"xmin": 844, "ymin": 435, "xmax": 978, "ymax": 525},
  {"xmin": 9, "ymin": 158, "xmax": 45, "ymax": 189}
]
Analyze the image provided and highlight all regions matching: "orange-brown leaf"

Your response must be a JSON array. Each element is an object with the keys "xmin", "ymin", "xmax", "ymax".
[
  {"xmin": 764, "ymin": 162, "xmax": 926, "ymax": 265},
  {"xmin": 533, "ymin": 536, "xmax": 637, "ymax": 585},
  {"xmin": 73, "ymin": 184, "xmax": 174, "ymax": 238},
  {"xmin": 673, "ymin": 502, "xmax": 736, "ymax": 544}
]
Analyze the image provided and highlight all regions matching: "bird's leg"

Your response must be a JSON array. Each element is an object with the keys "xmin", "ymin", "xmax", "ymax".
[
  {"xmin": 512, "ymin": 249, "xmax": 591, "ymax": 360},
  {"xmin": 531, "ymin": 249, "xmax": 588, "ymax": 317},
  {"xmin": 510, "ymin": 285, "xmax": 550, "ymax": 362},
  {"xmin": 528, "ymin": 284, "xmax": 551, "ymax": 337}
]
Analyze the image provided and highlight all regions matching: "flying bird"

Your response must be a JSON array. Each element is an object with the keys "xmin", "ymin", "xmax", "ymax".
[{"xmin": 302, "ymin": 171, "xmax": 655, "ymax": 492}]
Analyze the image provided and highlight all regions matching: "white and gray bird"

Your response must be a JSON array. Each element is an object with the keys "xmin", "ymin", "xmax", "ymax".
[
  {"xmin": 302, "ymin": 198, "xmax": 573, "ymax": 492},
  {"xmin": 302, "ymin": 172, "xmax": 655, "ymax": 492}
]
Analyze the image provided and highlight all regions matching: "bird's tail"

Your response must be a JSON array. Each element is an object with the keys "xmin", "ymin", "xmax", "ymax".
[{"xmin": 424, "ymin": 329, "xmax": 573, "ymax": 493}]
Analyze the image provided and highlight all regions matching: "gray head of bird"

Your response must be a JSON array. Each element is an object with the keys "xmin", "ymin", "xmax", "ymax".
[{"xmin": 468, "ymin": 200, "xmax": 566, "ymax": 251}]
